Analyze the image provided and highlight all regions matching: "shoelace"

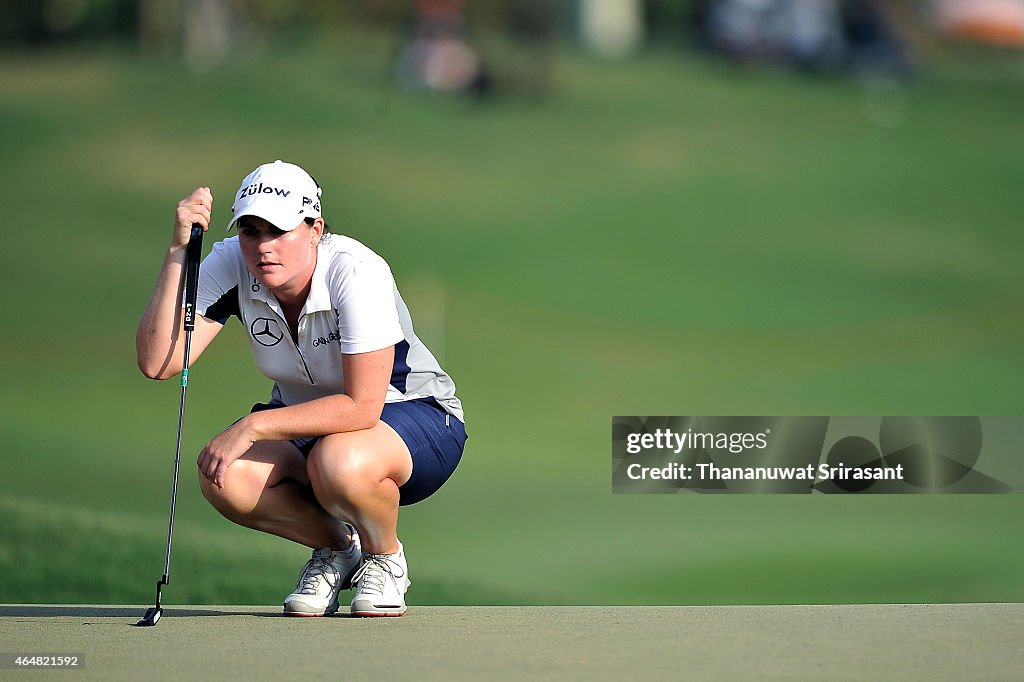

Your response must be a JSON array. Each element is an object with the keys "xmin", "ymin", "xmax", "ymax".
[
  {"xmin": 351, "ymin": 554, "xmax": 405, "ymax": 596},
  {"xmin": 297, "ymin": 554, "xmax": 338, "ymax": 595}
]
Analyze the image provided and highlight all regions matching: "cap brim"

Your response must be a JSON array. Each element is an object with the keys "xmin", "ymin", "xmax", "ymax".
[{"xmin": 226, "ymin": 207, "xmax": 303, "ymax": 232}]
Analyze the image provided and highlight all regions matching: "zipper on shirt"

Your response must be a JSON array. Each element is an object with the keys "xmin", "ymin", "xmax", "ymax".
[
  {"xmin": 294, "ymin": 342, "xmax": 314, "ymax": 384},
  {"xmin": 289, "ymin": 314, "xmax": 315, "ymax": 384},
  {"xmin": 269, "ymin": 307, "xmax": 314, "ymax": 385}
]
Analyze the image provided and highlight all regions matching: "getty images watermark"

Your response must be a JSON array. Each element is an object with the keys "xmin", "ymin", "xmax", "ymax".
[{"xmin": 612, "ymin": 417, "xmax": 1021, "ymax": 494}]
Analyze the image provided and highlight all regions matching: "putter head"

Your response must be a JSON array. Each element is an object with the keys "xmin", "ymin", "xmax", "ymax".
[{"xmin": 135, "ymin": 606, "xmax": 162, "ymax": 627}]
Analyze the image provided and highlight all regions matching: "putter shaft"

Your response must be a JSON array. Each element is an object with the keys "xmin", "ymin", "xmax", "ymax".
[{"xmin": 138, "ymin": 224, "xmax": 203, "ymax": 626}]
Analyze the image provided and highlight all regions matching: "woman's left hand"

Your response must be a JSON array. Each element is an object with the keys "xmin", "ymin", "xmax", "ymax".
[{"xmin": 197, "ymin": 419, "xmax": 256, "ymax": 489}]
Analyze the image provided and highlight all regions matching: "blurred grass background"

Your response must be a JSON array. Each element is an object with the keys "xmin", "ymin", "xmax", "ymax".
[{"xmin": 1, "ymin": 21, "xmax": 1022, "ymax": 606}]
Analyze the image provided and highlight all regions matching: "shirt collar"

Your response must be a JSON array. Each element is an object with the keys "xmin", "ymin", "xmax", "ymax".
[{"xmin": 303, "ymin": 242, "xmax": 332, "ymax": 314}]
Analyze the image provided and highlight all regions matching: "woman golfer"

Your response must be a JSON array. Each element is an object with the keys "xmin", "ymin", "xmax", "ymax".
[{"xmin": 137, "ymin": 160, "xmax": 466, "ymax": 617}]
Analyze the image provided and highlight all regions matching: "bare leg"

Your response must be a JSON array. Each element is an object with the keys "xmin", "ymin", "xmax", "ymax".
[
  {"xmin": 199, "ymin": 440, "xmax": 354, "ymax": 551},
  {"xmin": 306, "ymin": 421, "xmax": 413, "ymax": 555}
]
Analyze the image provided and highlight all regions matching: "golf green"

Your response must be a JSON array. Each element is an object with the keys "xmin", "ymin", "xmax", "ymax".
[{"xmin": 2, "ymin": 604, "xmax": 1021, "ymax": 680}]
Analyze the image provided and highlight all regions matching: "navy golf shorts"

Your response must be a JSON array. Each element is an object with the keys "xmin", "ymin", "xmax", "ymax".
[{"xmin": 250, "ymin": 398, "xmax": 466, "ymax": 506}]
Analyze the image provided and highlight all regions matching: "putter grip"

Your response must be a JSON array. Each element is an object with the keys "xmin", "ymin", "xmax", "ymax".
[{"xmin": 182, "ymin": 224, "xmax": 204, "ymax": 332}]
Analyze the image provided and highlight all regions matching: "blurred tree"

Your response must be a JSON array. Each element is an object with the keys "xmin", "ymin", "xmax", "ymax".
[
  {"xmin": 467, "ymin": 0, "xmax": 561, "ymax": 97},
  {"xmin": 138, "ymin": 0, "xmax": 179, "ymax": 53},
  {"xmin": 1, "ymin": 0, "xmax": 137, "ymax": 45},
  {"xmin": 0, "ymin": 0, "xmax": 573, "ymax": 49},
  {"xmin": 0, "ymin": 1, "xmax": 48, "ymax": 44},
  {"xmin": 646, "ymin": 0, "xmax": 709, "ymax": 44}
]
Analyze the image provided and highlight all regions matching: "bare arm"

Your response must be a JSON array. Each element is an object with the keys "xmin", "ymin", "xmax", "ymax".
[
  {"xmin": 247, "ymin": 346, "xmax": 394, "ymax": 439},
  {"xmin": 136, "ymin": 187, "xmax": 222, "ymax": 379},
  {"xmin": 197, "ymin": 345, "xmax": 395, "ymax": 487}
]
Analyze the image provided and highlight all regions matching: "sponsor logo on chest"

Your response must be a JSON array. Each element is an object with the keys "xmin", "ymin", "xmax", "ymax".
[
  {"xmin": 312, "ymin": 331, "xmax": 341, "ymax": 348},
  {"xmin": 250, "ymin": 317, "xmax": 285, "ymax": 347}
]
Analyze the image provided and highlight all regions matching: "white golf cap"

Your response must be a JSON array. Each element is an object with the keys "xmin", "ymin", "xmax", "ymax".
[{"xmin": 227, "ymin": 160, "xmax": 322, "ymax": 231}]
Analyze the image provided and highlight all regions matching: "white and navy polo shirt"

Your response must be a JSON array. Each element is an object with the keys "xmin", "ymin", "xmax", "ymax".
[{"xmin": 195, "ymin": 234, "xmax": 464, "ymax": 423}]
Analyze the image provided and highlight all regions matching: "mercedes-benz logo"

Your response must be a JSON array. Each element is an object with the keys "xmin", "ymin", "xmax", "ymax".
[{"xmin": 250, "ymin": 317, "xmax": 284, "ymax": 347}]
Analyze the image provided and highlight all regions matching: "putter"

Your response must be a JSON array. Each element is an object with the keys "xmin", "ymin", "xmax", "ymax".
[{"xmin": 137, "ymin": 223, "xmax": 204, "ymax": 627}]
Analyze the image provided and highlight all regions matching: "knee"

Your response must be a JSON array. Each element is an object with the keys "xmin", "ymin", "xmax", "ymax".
[
  {"xmin": 307, "ymin": 441, "xmax": 380, "ymax": 502},
  {"xmin": 198, "ymin": 458, "xmax": 266, "ymax": 519}
]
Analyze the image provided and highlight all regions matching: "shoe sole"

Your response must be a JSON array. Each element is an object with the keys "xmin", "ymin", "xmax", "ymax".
[
  {"xmin": 283, "ymin": 606, "xmax": 340, "ymax": 617},
  {"xmin": 283, "ymin": 599, "xmax": 340, "ymax": 617},
  {"xmin": 350, "ymin": 598, "xmax": 407, "ymax": 617}
]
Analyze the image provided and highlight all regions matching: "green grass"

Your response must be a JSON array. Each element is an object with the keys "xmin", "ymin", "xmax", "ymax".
[{"xmin": 1, "ymin": 31, "xmax": 1022, "ymax": 606}]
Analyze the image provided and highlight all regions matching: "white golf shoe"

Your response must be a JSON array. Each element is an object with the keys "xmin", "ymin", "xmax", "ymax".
[
  {"xmin": 350, "ymin": 542, "xmax": 411, "ymax": 617},
  {"xmin": 283, "ymin": 526, "xmax": 361, "ymax": 617}
]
